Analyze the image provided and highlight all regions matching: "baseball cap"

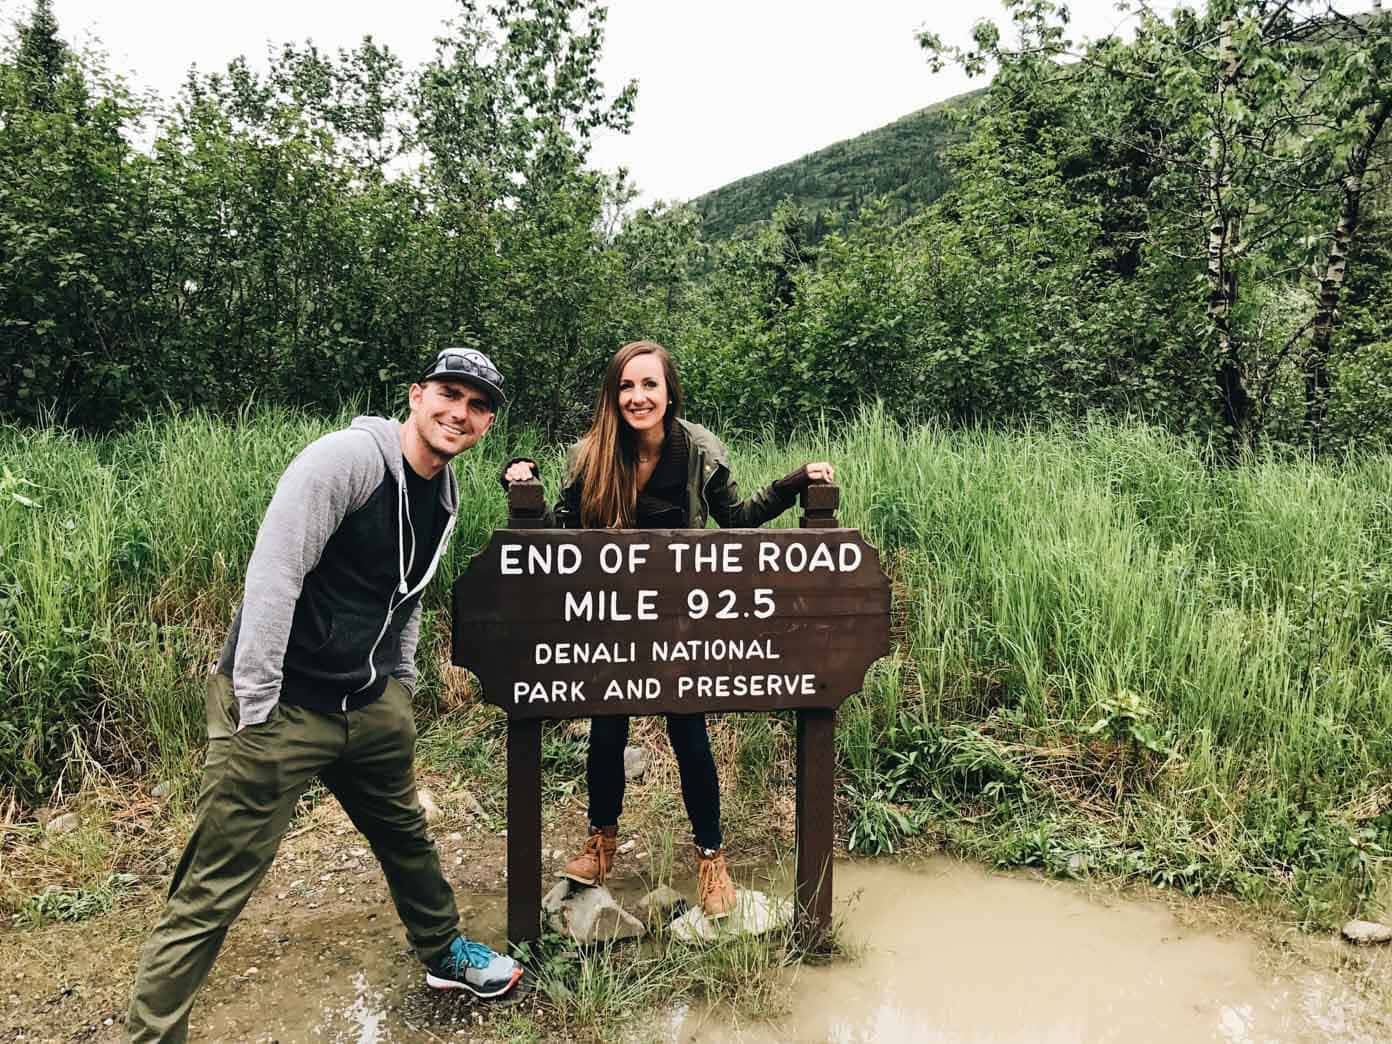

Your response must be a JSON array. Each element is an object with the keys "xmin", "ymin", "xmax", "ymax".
[{"xmin": 420, "ymin": 347, "xmax": 506, "ymax": 409}]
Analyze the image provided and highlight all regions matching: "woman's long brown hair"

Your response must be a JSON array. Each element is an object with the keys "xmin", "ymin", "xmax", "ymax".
[{"xmin": 572, "ymin": 341, "xmax": 684, "ymax": 528}]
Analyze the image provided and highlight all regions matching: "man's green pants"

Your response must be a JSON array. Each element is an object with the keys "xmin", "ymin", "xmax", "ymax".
[{"xmin": 126, "ymin": 675, "xmax": 459, "ymax": 1043}]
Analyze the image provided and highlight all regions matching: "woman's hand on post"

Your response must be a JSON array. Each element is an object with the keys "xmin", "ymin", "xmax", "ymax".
[
  {"xmin": 499, "ymin": 458, "xmax": 540, "ymax": 491},
  {"xmin": 773, "ymin": 461, "xmax": 835, "ymax": 497}
]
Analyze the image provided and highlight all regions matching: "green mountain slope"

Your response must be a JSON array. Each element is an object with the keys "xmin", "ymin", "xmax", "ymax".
[{"xmin": 690, "ymin": 89, "xmax": 984, "ymax": 239}]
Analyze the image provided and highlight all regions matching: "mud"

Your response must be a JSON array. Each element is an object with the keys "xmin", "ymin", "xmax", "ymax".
[
  {"xmin": 5, "ymin": 807, "xmax": 1387, "ymax": 1043},
  {"xmin": 673, "ymin": 858, "xmax": 1386, "ymax": 1044}
]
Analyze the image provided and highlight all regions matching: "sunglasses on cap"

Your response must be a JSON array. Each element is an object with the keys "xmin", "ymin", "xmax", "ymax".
[{"xmin": 420, "ymin": 348, "xmax": 506, "ymax": 408}]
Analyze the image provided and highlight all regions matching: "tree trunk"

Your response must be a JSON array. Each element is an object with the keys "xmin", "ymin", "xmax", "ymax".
[
  {"xmin": 1304, "ymin": 95, "xmax": 1391, "ymax": 455},
  {"xmin": 1208, "ymin": 21, "xmax": 1250, "ymax": 458}
]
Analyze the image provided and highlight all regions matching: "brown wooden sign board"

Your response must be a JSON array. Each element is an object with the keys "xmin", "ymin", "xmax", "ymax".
[
  {"xmin": 454, "ymin": 529, "xmax": 890, "ymax": 718},
  {"xmin": 452, "ymin": 481, "xmax": 891, "ymax": 951}
]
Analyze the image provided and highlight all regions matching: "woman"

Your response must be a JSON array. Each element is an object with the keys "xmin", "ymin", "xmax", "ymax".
[{"xmin": 503, "ymin": 340, "xmax": 833, "ymax": 918}]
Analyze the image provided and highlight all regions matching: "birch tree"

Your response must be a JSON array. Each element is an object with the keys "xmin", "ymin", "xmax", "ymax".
[{"xmin": 922, "ymin": 0, "xmax": 1392, "ymax": 452}]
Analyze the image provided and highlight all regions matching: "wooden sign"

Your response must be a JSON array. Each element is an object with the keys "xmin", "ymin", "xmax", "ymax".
[
  {"xmin": 452, "ymin": 529, "xmax": 891, "ymax": 720},
  {"xmin": 453, "ymin": 481, "xmax": 890, "ymax": 952}
]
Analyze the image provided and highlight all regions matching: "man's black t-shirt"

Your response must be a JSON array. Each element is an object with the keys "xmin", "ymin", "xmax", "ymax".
[{"xmin": 402, "ymin": 458, "xmax": 443, "ymax": 591}]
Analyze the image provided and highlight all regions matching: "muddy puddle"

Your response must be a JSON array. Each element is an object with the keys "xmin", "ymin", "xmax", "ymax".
[
  {"xmin": 188, "ymin": 898, "xmax": 516, "ymax": 1043},
  {"xmin": 176, "ymin": 856, "xmax": 1380, "ymax": 1043},
  {"xmin": 672, "ymin": 858, "xmax": 1378, "ymax": 1044}
]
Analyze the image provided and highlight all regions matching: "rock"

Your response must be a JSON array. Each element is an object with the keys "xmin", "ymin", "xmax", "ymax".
[
  {"xmin": 670, "ymin": 890, "xmax": 792, "ymax": 944},
  {"xmin": 447, "ymin": 832, "xmax": 463, "ymax": 844},
  {"xmin": 1066, "ymin": 853, "xmax": 1089, "ymax": 877},
  {"xmin": 45, "ymin": 812, "xmax": 80, "ymax": 836},
  {"xmin": 1342, "ymin": 920, "xmax": 1392, "ymax": 945},
  {"xmin": 617, "ymin": 839, "xmax": 637, "ymax": 855},
  {"xmin": 542, "ymin": 879, "xmax": 570, "ymax": 912},
  {"xmin": 636, "ymin": 885, "xmax": 687, "ymax": 925},
  {"xmin": 543, "ymin": 879, "xmax": 645, "ymax": 944},
  {"xmin": 458, "ymin": 788, "xmax": 488, "ymax": 821},
  {"xmin": 417, "ymin": 788, "xmax": 442, "ymax": 823},
  {"xmin": 623, "ymin": 746, "xmax": 649, "ymax": 781},
  {"xmin": 150, "ymin": 782, "xmax": 172, "ymax": 801}
]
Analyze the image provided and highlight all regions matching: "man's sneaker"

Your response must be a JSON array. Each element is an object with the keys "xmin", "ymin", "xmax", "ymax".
[
  {"xmin": 560, "ymin": 824, "xmax": 618, "ymax": 886},
  {"xmin": 425, "ymin": 936, "xmax": 523, "ymax": 998},
  {"xmin": 696, "ymin": 846, "xmax": 737, "ymax": 919}
]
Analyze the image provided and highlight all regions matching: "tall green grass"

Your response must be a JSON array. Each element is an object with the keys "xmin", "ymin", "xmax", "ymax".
[
  {"xmin": 773, "ymin": 407, "xmax": 1391, "ymax": 923},
  {"xmin": 0, "ymin": 406, "xmax": 552, "ymax": 798},
  {"xmin": 2, "ymin": 406, "xmax": 1389, "ymax": 921}
]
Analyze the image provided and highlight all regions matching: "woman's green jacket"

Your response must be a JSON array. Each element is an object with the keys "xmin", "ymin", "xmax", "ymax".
[{"xmin": 551, "ymin": 417, "xmax": 795, "ymax": 529}]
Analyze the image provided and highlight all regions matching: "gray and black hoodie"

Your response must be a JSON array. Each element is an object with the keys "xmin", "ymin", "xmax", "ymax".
[{"xmin": 216, "ymin": 416, "xmax": 458, "ymax": 728}]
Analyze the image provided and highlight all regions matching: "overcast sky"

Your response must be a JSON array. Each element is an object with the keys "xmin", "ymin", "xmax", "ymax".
[{"xmin": 6, "ymin": 1, "xmax": 1369, "ymax": 205}]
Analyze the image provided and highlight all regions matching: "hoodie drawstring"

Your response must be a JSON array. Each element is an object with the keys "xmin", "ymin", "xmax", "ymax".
[
  {"xmin": 396, "ymin": 477, "xmax": 412, "ymax": 595},
  {"xmin": 352, "ymin": 478, "xmax": 456, "ymax": 699}
]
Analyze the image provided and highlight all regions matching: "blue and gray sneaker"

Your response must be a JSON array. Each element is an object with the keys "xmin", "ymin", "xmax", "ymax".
[{"xmin": 425, "ymin": 936, "xmax": 523, "ymax": 998}]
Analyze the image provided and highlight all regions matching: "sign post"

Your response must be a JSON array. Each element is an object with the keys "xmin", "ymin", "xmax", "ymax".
[{"xmin": 453, "ymin": 479, "xmax": 890, "ymax": 951}]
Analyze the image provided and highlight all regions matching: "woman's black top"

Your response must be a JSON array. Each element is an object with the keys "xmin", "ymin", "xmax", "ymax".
[{"xmin": 633, "ymin": 421, "xmax": 689, "ymax": 529}]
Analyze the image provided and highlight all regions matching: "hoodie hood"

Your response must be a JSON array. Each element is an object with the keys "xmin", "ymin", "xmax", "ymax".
[{"xmin": 350, "ymin": 415, "xmax": 459, "ymax": 514}]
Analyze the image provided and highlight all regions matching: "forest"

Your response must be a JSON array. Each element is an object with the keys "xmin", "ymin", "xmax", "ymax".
[{"xmin": 3, "ymin": 0, "xmax": 1389, "ymax": 451}]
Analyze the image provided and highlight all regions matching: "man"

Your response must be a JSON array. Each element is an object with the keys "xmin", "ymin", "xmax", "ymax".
[{"xmin": 127, "ymin": 348, "xmax": 522, "ymax": 1044}]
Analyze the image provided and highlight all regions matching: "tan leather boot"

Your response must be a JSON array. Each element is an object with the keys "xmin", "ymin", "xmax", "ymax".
[
  {"xmin": 696, "ymin": 846, "xmax": 737, "ymax": 919},
  {"xmin": 560, "ymin": 825, "xmax": 618, "ymax": 886}
]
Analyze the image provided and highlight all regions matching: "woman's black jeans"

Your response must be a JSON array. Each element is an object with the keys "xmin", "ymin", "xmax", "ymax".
[{"xmin": 587, "ymin": 713, "xmax": 721, "ymax": 850}]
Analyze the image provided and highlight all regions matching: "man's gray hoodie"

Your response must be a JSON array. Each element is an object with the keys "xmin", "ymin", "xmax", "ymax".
[{"xmin": 216, "ymin": 416, "xmax": 458, "ymax": 728}]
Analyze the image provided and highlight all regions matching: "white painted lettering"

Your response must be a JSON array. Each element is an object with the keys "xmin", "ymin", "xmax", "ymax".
[
  {"xmin": 722, "ymin": 543, "xmax": 743, "ymax": 572},
  {"xmin": 558, "ymin": 543, "xmax": 581, "ymax": 575},
  {"xmin": 600, "ymin": 543, "xmax": 623, "ymax": 574},
  {"xmin": 527, "ymin": 543, "xmax": 551, "ymax": 575},
  {"xmin": 784, "ymin": 543, "xmax": 808, "ymax": 572},
  {"xmin": 501, "ymin": 544, "xmax": 523, "ymax": 575},
  {"xmin": 565, "ymin": 591, "xmax": 593, "ymax": 621},
  {"xmin": 758, "ymin": 541, "xmax": 778, "ymax": 571},
  {"xmin": 607, "ymin": 591, "xmax": 632, "ymax": 621}
]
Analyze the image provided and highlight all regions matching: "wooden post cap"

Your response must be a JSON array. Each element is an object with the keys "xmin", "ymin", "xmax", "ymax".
[
  {"xmin": 507, "ymin": 479, "xmax": 546, "ymax": 517},
  {"xmin": 799, "ymin": 482, "xmax": 840, "ymax": 513},
  {"xmin": 800, "ymin": 481, "xmax": 839, "ymax": 530}
]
